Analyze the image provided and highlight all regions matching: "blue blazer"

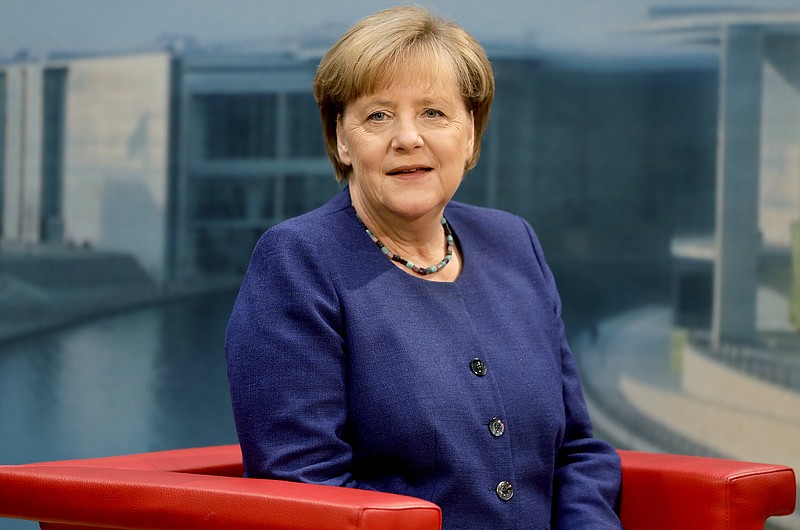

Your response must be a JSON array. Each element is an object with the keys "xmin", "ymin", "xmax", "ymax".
[{"xmin": 226, "ymin": 188, "xmax": 622, "ymax": 529}]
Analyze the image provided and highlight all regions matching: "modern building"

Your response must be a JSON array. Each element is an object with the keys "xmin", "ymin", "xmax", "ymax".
[
  {"xmin": 662, "ymin": 10, "xmax": 800, "ymax": 343},
  {"xmin": 1, "ymin": 50, "xmax": 337, "ymax": 283},
  {"xmin": 1, "ymin": 39, "xmax": 721, "ymax": 288}
]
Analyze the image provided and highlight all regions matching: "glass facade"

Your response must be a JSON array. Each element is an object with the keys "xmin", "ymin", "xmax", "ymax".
[
  {"xmin": 0, "ymin": 71, "xmax": 5, "ymax": 237},
  {"xmin": 192, "ymin": 178, "xmax": 249, "ymax": 221},
  {"xmin": 181, "ymin": 57, "xmax": 721, "ymax": 284},
  {"xmin": 201, "ymin": 94, "xmax": 278, "ymax": 159},
  {"xmin": 188, "ymin": 87, "xmax": 334, "ymax": 275},
  {"xmin": 287, "ymin": 92, "xmax": 326, "ymax": 158},
  {"xmin": 40, "ymin": 68, "xmax": 67, "ymax": 242}
]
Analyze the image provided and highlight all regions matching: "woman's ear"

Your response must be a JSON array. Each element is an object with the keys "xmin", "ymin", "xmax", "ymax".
[{"xmin": 336, "ymin": 115, "xmax": 352, "ymax": 166}]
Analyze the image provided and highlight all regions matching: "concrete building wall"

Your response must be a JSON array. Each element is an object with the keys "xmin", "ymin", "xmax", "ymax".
[
  {"xmin": 712, "ymin": 26, "xmax": 764, "ymax": 346},
  {"xmin": 2, "ymin": 64, "xmax": 44, "ymax": 243},
  {"xmin": 760, "ymin": 34, "xmax": 800, "ymax": 250},
  {"xmin": 61, "ymin": 53, "xmax": 172, "ymax": 282}
]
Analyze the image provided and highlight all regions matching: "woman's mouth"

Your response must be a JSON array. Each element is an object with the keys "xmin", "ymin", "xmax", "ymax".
[{"xmin": 387, "ymin": 166, "xmax": 433, "ymax": 178}]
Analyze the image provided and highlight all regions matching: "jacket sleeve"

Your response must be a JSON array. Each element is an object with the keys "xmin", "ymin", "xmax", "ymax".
[
  {"xmin": 552, "ymin": 322, "xmax": 623, "ymax": 529},
  {"xmin": 522, "ymin": 219, "xmax": 622, "ymax": 529},
  {"xmin": 225, "ymin": 225, "xmax": 358, "ymax": 487}
]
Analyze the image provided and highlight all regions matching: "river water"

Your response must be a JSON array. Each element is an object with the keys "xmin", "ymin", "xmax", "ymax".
[
  {"xmin": 0, "ymin": 291, "xmax": 242, "ymax": 529},
  {"xmin": 0, "ymin": 275, "xmax": 647, "ymax": 530},
  {"xmin": 0, "ymin": 291, "xmax": 240, "ymax": 465}
]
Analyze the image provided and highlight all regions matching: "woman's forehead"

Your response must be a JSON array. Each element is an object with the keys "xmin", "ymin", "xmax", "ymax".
[{"xmin": 368, "ymin": 58, "xmax": 460, "ymax": 97}]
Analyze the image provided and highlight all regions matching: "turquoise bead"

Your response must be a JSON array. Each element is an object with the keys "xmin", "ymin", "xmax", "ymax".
[{"xmin": 355, "ymin": 209, "xmax": 455, "ymax": 277}]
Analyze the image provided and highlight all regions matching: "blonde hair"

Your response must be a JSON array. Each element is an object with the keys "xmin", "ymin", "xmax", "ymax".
[{"xmin": 313, "ymin": 5, "xmax": 495, "ymax": 183}]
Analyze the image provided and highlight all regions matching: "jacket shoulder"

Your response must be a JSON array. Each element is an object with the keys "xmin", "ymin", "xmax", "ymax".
[
  {"xmin": 258, "ymin": 188, "xmax": 351, "ymax": 248},
  {"xmin": 445, "ymin": 201, "xmax": 535, "ymax": 241}
]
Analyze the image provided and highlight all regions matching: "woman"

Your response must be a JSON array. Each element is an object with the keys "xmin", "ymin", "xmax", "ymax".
[{"xmin": 226, "ymin": 6, "xmax": 622, "ymax": 529}]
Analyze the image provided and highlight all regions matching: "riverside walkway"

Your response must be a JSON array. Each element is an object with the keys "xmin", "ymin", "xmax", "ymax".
[{"xmin": 574, "ymin": 304, "xmax": 800, "ymax": 530}]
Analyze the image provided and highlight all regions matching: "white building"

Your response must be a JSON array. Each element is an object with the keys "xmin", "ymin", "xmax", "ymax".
[{"xmin": 1, "ymin": 50, "xmax": 335, "ymax": 283}]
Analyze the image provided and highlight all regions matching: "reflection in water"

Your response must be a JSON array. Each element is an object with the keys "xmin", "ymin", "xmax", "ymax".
[{"xmin": 0, "ymin": 291, "xmax": 239, "ymax": 467}]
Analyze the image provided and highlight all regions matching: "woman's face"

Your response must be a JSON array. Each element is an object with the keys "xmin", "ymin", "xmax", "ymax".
[{"xmin": 337, "ymin": 69, "xmax": 474, "ymax": 223}]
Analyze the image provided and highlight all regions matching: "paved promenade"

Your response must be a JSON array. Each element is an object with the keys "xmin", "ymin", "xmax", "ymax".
[{"xmin": 574, "ymin": 304, "xmax": 800, "ymax": 530}]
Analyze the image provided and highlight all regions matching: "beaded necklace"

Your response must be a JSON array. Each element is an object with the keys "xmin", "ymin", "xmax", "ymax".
[{"xmin": 355, "ymin": 210, "xmax": 455, "ymax": 276}]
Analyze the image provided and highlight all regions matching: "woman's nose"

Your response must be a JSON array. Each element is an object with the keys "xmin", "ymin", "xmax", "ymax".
[{"xmin": 391, "ymin": 117, "xmax": 423, "ymax": 151}]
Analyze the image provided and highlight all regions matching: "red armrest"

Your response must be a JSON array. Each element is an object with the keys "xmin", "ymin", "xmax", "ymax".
[
  {"xmin": 0, "ymin": 445, "xmax": 795, "ymax": 530},
  {"xmin": 25, "ymin": 443, "xmax": 246, "ymax": 475},
  {"xmin": 618, "ymin": 449, "xmax": 796, "ymax": 530},
  {"xmin": 0, "ymin": 445, "xmax": 441, "ymax": 530}
]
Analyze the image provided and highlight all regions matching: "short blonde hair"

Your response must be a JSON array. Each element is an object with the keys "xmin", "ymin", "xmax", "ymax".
[{"xmin": 313, "ymin": 6, "xmax": 495, "ymax": 183}]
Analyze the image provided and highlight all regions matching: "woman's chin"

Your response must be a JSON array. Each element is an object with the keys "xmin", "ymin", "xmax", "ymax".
[
  {"xmin": 381, "ymin": 190, "xmax": 449, "ymax": 220},
  {"xmin": 351, "ymin": 177, "xmax": 454, "ymax": 221}
]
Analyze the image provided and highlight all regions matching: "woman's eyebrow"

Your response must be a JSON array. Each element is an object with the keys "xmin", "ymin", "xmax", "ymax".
[
  {"xmin": 363, "ymin": 97, "xmax": 450, "ymax": 108},
  {"xmin": 361, "ymin": 98, "xmax": 394, "ymax": 107}
]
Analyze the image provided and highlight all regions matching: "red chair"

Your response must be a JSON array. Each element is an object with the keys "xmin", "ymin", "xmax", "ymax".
[{"xmin": 0, "ymin": 445, "xmax": 795, "ymax": 529}]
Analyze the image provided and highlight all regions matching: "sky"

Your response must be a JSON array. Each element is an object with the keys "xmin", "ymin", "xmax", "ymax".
[{"xmin": 1, "ymin": 0, "xmax": 800, "ymax": 61}]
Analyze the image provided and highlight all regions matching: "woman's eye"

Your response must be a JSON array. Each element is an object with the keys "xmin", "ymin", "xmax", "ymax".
[
  {"xmin": 368, "ymin": 111, "xmax": 386, "ymax": 122},
  {"xmin": 424, "ymin": 109, "xmax": 443, "ymax": 118}
]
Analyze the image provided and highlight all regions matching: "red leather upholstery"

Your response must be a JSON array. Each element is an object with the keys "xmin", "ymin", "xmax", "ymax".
[
  {"xmin": 0, "ymin": 445, "xmax": 441, "ymax": 530},
  {"xmin": 617, "ymin": 449, "xmax": 796, "ymax": 530},
  {"xmin": 0, "ymin": 445, "xmax": 795, "ymax": 530}
]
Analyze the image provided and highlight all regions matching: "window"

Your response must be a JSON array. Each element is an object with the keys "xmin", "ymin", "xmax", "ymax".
[
  {"xmin": 283, "ymin": 174, "xmax": 339, "ymax": 218},
  {"xmin": 192, "ymin": 179, "xmax": 248, "ymax": 221},
  {"xmin": 201, "ymin": 94, "xmax": 277, "ymax": 159},
  {"xmin": 40, "ymin": 68, "xmax": 67, "ymax": 241},
  {"xmin": 287, "ymin": 92, "xmax": 325, "ymax": 157}
]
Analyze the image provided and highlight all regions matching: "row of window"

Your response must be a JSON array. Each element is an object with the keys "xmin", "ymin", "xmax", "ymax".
[
  {"xmin": 190, "ymin": 175, "xmax": 341, "ymax": 275},
  {"xmin": 0, "ymin": 68, "xmax": 66, "ymax": 241},
  {"xmin": 190, "ymin": 174, "xmax": 340, "ymax": 223},
  {"xmin": 189, "ymin": 91, "xmax": 334, "ymax": 274},
  {"xmin": 198, "ymin": 92, "xmax": 325, "ymax": 160}
]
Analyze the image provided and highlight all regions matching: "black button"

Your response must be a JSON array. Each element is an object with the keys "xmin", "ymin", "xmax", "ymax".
[
  {"xmin": 496, "ymin": 481, "xmax": 514, "ymax": 501},
  {"xmin": 488, "ymin": 417, "xmax": 505, "ymax": 437},
  {"xmin": 470, "ymin": 358, "xmax": 487, "ymax": 376}
]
